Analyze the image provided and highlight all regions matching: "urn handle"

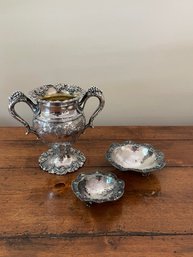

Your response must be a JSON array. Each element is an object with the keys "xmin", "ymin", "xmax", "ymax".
[
  {"xmin": 79, "ymin": 86, "xmax": 105, "ymax": 129},
  {"xmin": 8, "ymin": 91, "xmax": 39, "ymax": 136}
]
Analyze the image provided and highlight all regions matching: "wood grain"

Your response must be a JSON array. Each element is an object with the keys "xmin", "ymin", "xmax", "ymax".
[
  {"xmin": 0, "ymin": 167, "xmax": 192, "ymax": 235},
  {"xmin": 1, "ymin": 236, "xmax": 193, "ymax": 257},
  {"xmin": 0, "ymin": 139, "xmax": 193, "ymax": 168},
  {"xmin": 0, "ymin": 127, "xmax": 192, "ymax": 256},
  {"xmin": 1, "ymin": 126, "xmax": 193, "ymax": 141}
]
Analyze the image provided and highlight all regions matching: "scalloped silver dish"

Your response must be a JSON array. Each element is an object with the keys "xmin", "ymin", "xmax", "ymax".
[
  {"xmin": 71, "ymin": 171, "xmax": 125, "ymax": 204},
  {"xmin": 106, "ymin": 141, "xmax": 166, "ymax": 174}
]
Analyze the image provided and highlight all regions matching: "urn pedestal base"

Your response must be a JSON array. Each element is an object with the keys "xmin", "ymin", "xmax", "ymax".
[{"xmin": 39, "ymin": 143, "xmax": 86, "ymax": 175}]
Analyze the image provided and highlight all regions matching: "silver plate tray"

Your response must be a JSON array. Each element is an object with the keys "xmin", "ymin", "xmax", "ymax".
[
  {"xmin": 106, "ymin": 141, "xmax": 166, "ymax": 174},
  {"xmin": 71, "ymin": 171, "xmax": 125, "ymax": 204}
]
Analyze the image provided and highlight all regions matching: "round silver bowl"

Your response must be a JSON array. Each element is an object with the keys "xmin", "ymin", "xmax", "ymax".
[
  {"xmin": 106, "ymin": 141, "xmax": 166, "ymax": 175},
  {"xmin": 71, "ymin": 171, "xmax": 125, "ymax": 204}
]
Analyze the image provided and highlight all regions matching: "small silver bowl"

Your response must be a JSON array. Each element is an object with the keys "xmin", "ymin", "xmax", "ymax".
[
  {"xmin": 106, "ymin": 141, "xmax": 166, "ymax": 174},
  {"xmin": 71, "ymin": 171, "xmax": 125, "ymax": 204}
]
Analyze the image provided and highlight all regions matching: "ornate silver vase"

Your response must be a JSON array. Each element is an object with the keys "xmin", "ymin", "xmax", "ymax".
[{"xmin": 8, "ymin": 84, "xmax": 105, "ymax": 175}]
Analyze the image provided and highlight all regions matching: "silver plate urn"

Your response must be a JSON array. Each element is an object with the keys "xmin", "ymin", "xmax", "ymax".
[{"xmin": 8, "ymin": 84, "xmax": 105, "ymax": 175}]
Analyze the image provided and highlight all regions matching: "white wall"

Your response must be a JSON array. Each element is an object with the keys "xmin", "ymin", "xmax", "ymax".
[{"xmin": 1, "ymin": 0, "xmax": 193, "ymax": 126}]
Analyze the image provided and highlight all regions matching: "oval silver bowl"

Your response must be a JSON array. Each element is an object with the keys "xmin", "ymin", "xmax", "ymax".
[
  {"xmin": 71, "ymin": 171, "xmax": 125, "ymax": 204},
  {"xmin": 106, "ymin": 141, "xmax": 166, "ymax": 175}
]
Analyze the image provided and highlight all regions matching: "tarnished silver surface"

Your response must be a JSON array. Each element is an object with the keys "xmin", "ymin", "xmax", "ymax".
[
  {"xmin": 39, "ymin": 144, "xmax": 86, "ymax": 175},
  {"xmin": 72, "ymin": 171, "xmax": 125, "ymax": 204},
  {"xmin": 8, "ymin": 84, "xmax": 105, "ymax": 175},
  {"xmin": 106, "ymin": 141, "xmax": 166, "ymax": 174}
]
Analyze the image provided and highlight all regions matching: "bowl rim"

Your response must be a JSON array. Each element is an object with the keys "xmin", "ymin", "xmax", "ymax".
[{"xmin": 105, "ymin": 140, "xmax": 166, "ymax": 173}]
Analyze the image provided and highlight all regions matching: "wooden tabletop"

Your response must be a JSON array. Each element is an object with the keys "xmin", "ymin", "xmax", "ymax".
[{"xmin": 0, "ymin": 126, "xmax": 193, "ymax": 257}]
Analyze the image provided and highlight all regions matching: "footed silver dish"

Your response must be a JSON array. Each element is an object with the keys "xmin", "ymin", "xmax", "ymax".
[
  {"xmin": 71, "ymin": 171, "xmax": 125, "ymax": 204},
  {"xmin": 106, "ymin": 141, "xmax": 166, "ymax": 174}
]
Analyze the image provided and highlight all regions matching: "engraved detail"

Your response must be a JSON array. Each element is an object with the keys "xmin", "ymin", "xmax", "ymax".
[
  {"xmin": 8, "ymin": 83, "xmax": 105, "ymax": 175},
  {"xmin": 8, "ymin": 91, "xmax": 39, "ymax": 137},
  {"xmin": 72, "ymin": 171, "xmax": 125, "ymax": 204},
  {"xmin": 39, "ymin": 145, "xmax": 86, "ymax": 175},
  {"xmin": 29, "ymin": 84, "xmax": 85, "ymax": 102},
  {"xmin": 87, "ymin": 86, "xmax": 103, "ymax": 96},
  {"xmin": 106, "ymin": 141, "xmax": 166, "ymax": 175},
  {"xmin": 79, "ymin": 86, "xmax": 105, "ymax": 129},
  {"xmin": 9, "ymin": 91, "xmax": 26, "ymax": 103},
  {"xmin": 33, "ymin": 117, "xmax": 85, "ymax": 140}
]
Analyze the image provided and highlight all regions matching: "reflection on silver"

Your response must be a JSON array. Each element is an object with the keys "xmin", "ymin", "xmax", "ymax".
[
  {"xmin": 72, "ymin": 171, "xmax": 125, "ymax": 204},
  {"xmin": 39, "ymin": 144, "xmax": 86, "ymax": 175},
  {"xmin": 106, "ymin": 141, "xmax": 166, "ymax": 174},
  {"xmin": 8, "ymin": 84, "xmax": 105, "ymax": 175}
]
